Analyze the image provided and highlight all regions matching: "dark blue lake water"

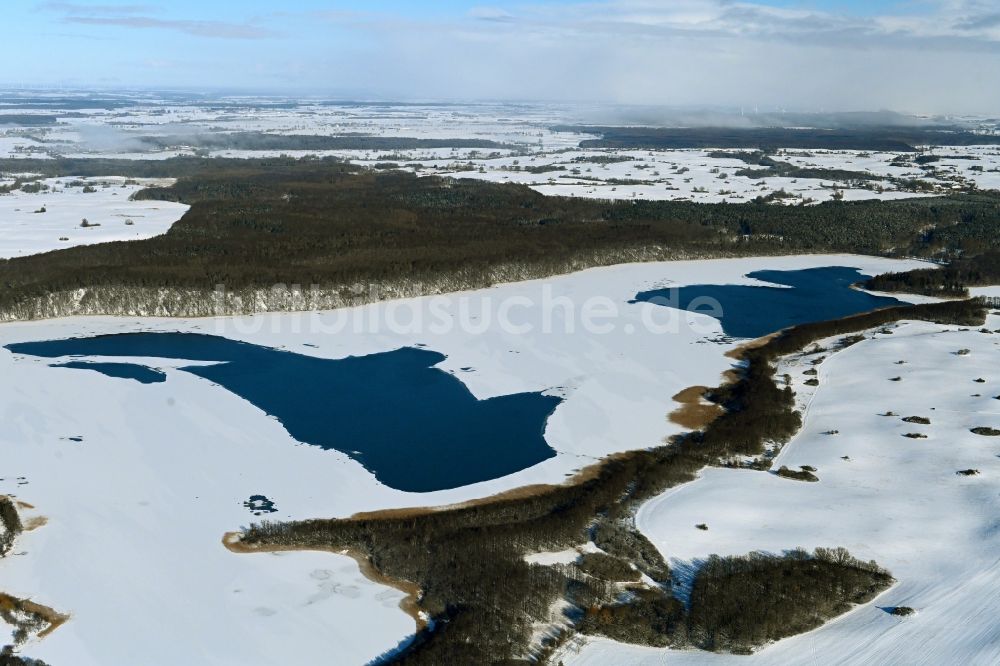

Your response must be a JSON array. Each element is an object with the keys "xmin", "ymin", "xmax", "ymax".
[
  {"xmin": 6, "ymin": 333, "xmax": 561, "ymax": 492},
  {"xmin": 52, "ymin": 361, "xmax": 167, "ymax": 384},
  {"xmin": 631, "ymin": 266, "xmax": 906, "ymax": 339}
]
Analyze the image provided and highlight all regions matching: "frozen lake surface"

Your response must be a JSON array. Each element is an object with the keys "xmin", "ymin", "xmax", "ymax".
[{"xmin": 6, "ymin": 333, "xmax": 561, "ymax": 492}]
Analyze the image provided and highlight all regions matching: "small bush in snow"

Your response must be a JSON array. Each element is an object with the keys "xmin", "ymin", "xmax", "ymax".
[{"xmin": 775, "ymin": 466, "xmax": 819, "ymax": 482}]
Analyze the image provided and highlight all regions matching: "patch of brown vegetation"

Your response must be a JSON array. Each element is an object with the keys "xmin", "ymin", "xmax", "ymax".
[
  {"xmin": 725, "ymin": 332, "xmax": 782, "ymax": 360},
  {"xmin": 669, "ymin": 386, "xmax": 724, "ymax": 429},
  {"xmin": 21, "ymin": 518, "xmax": 47, "ymax": 533},
  {"xmin": 344, "ymin": 456, "xmax": 615, "ymax": 522},
  {"xmin": 0, "ymin": 593, "xmax": 69, "ymax": 644},
  {"xmin": 722, "ymin": 369, "xmax": 742, "ymax": 384}
]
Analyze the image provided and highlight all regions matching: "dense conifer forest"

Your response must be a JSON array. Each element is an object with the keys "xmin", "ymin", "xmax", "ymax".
[
  {"xmin": 135, "ymin": 133, "xmax": 509, "ymax": 152},
  {"xmin": 1, "ymin": 157, "xmax": 999, "ymax": 319},
  {"xmin": 864, "ymin": 250, "xmax": 1000, "ymax": 296},
  {"xmin": 579, "ymin": 548, "xmax": 891, "ymax": 653},
  {"xmin": 559, "ymin": 125, "xmax": 1000, "ymax": 152}
]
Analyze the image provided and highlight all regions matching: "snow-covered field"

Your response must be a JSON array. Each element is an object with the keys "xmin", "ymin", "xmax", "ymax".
[
  {"xmin": 565, "ymin": 316, "xmax": 1000, "ymax": 665},
  {"xmin": 419, "ymin": 144, "xmax": 1000, "ymax": 204},
  {"xmin": 4, "ymin": 98, "xmax": 1000, "ymax": 205},
  {"xmin": 0, "ymin": 177, "xmax": 188, "ymax": 258},
  {"xmin": 0, "ymin": 254, "xmax": 927, "ymax": 664}
]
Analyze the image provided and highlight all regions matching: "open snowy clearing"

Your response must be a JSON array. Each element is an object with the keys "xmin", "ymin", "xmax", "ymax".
[
  {"xmin": 0, "ymin": 254, "xmax": 926, "ymax": 664},
  {"xmin": 564, "ymin": 315, "xmax": 1000, "ymax": 665},
  {"xmin": 0, "ymin": 176, "xmax": 188, "ymax": 258}
]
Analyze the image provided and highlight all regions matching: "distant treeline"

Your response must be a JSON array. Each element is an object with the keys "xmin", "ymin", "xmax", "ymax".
[
  {"xmin": 556, "ymin": 125, "xmax": 1000, "ymax": 152},
  {"xmin": 865, "ymin": 250, "xmax": 1000, "ymax": 296},
  {"xmin": 759, "ymin": 298, "xmax": 985, "ymax": 358},
  {"xmin": 0, "ymin": 94, "xmax": 140, "ymax": 110},
  {"xmin": 133, "ymin": 132, "xmax": 510, "ymax": 152},
  {"xmin": 0, "ymin": 156, "xmax": 273, "ymax": 179},
  {"xmin": 735, "ymin": 162, "xmax": 882, "ymax": 183},
  {"xmin": 236, "ymin": 297, "xmax": 985, "ymax": 664},
  {"xmin": 0, "ymin": 115, "xmax": 60, "ymax": 127},
  {"xmin": 705, "ymin": 150, "xmax": 883, "ymax": 183}
]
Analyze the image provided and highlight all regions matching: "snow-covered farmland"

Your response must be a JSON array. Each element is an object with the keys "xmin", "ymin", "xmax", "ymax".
[
  {"xmin": 6, "ymin": 99, "xmax": 1000, "ymax": 206},
  {"xmin": 417, "ymin": 145, "xmax": 1000, "ymax": 204},
  {"xmin": 0, "ymin": 135, "xmax": 51, "ymax": 160},
  {"xmin": 0, "ymin": 177, "xmax": 188, "ymax": 258},
  {"xmin": 0, "ymin": 254, "xmax": 927, "ymax": 664},
  {"xmin": 565, "ymin": 316, "xmax": 1000, "ymax": 665}
]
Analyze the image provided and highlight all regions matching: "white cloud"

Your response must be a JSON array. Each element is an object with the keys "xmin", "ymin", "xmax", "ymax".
[
  {"xmin": 37, "ymin": 2, "xmax": 157, "ymax": 16},
  {"xmin": 64, "ymin": 15, "xmax": 276, "ymax": 39},
  {"xmin": 39, "ymin": 1, "xmax": 276, "ymax": 39},
  {"xmin": 468, "ymin": 7, "xmax": 517, "ymax": 23},
  {"xmin": 308, "ymin": 0, "xmax": 1000, "ymax": 113},
  {"xmin": 24, "ymin": 0, "xmax": 1000, "ymax": 112}
]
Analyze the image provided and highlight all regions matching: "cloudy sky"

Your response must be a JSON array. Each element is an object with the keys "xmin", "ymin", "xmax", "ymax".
[{"xmin": 4, "ymin": 1, "xmax": 1000, "ymax": 113}]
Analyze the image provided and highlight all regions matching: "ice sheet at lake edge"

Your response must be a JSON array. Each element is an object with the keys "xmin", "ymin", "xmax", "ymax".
[{"xmin": 50, "ymin": 360, "xmax": 166, "ymax": 384}]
